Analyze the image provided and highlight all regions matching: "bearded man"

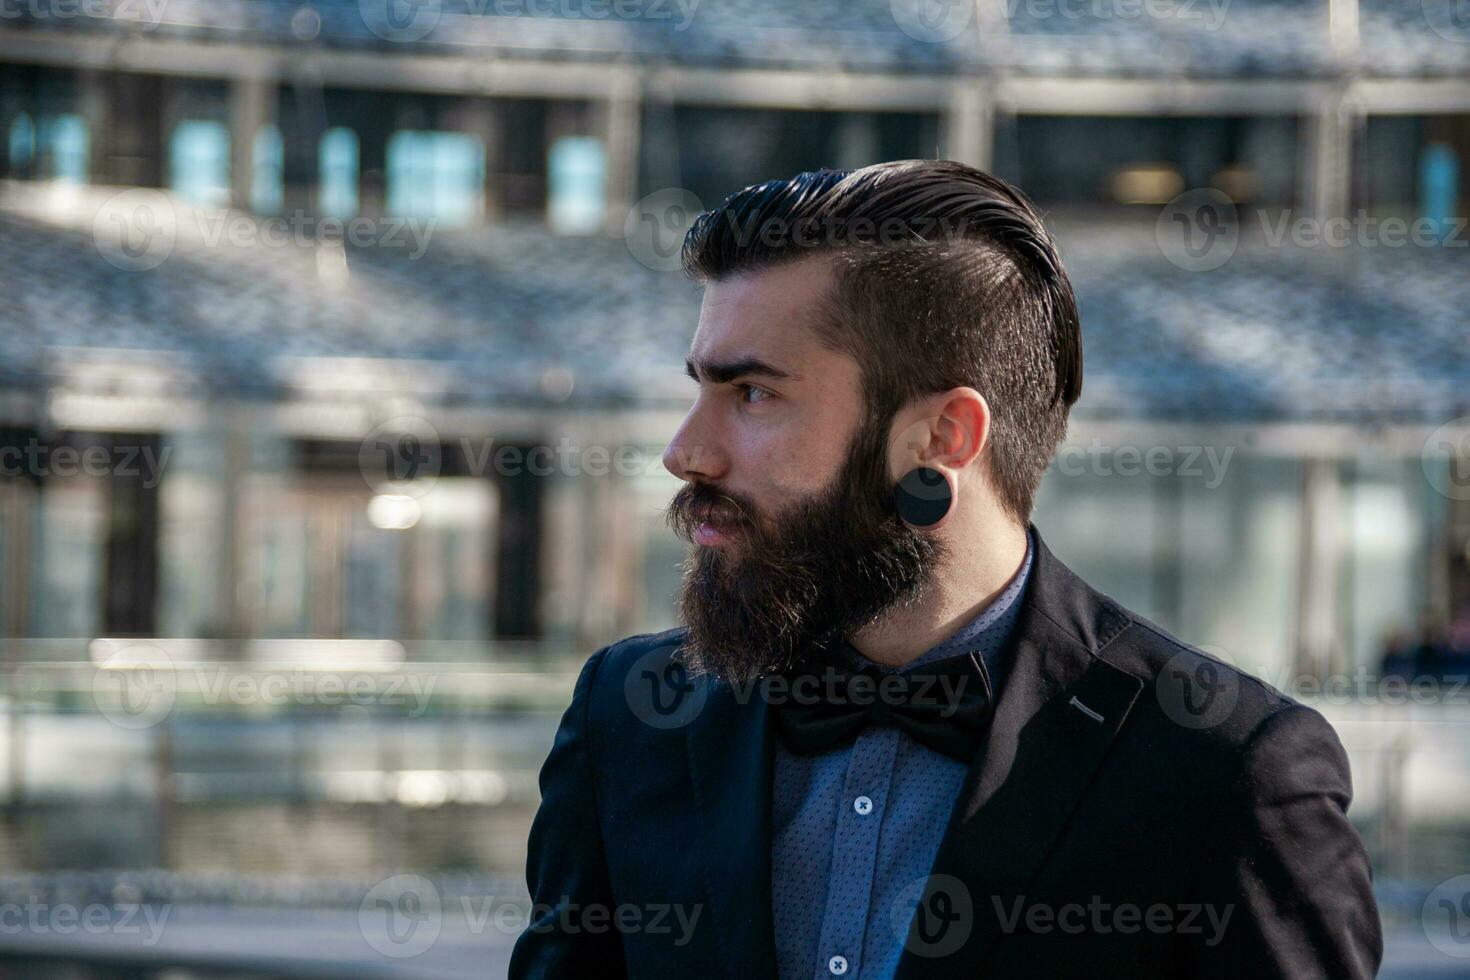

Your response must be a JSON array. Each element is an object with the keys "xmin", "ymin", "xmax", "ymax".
[{"xmin": 509, "ymin": 160, "xmax": 1382, "ymax": 980}]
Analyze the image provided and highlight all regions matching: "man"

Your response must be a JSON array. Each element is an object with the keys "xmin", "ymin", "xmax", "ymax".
[{"xmin": 509, "ymin": 160, "xmax": 1382, "ymax": 979}]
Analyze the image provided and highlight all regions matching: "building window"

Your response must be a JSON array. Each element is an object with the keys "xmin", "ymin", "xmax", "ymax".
[
  {"xmin": 7, "ymin": 113, "xmax": 34, "ymax": 174},
  {"xmin": 251, "ymin": 124, "xmax": 283, "ymax": 215},
  {"xmin": 10, "ymin": 114, "xmax": 89, "ymax": 182},
  {"xmin": 170, "ymin": 119, "xmax": 231, "ymax": 206},
  {"xmin": 386, "ymin": 130, "xmax": 484, "ymax": 227},
  {"xmin": 1420, "ymin": 143, "xmax": 1460, "ymax": 237},
  {"xmin": 547, "ymin": 135, "xmax": 606, "ymax": 234},
  {"xmin": 45, "ymin": 115, "xmax": 88, "ymax": 182},
  {"xmin": 319, "ymin": 127, "xmax": 359, "ymax": 220}
]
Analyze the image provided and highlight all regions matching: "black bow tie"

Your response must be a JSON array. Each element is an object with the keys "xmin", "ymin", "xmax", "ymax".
[{"xmin": 768, "ymin": 651, "xmax": 995, "ymax": 763}]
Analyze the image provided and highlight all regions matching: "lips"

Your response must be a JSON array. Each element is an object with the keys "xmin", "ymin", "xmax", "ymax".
[
  {"xmin": 687, "ymin": 500, "xmax": 743, "ymax": 545},
  {"xmin": 691, "ymin": 499, "xmax": 738, "ymax": 528}
]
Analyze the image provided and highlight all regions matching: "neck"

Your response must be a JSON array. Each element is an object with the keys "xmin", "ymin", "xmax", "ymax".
[{"xmin": 847, "ymin": 518, "xmax": 1029, "ymax": 668}]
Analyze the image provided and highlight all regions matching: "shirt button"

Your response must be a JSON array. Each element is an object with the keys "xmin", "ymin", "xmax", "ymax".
[
  {"xmin": 853, "ymin": 795, "xmax": 873, "ymax": 816},
  {"xmin": 828, "ymin": 954, "xmax": 849, "ymax": 975}
]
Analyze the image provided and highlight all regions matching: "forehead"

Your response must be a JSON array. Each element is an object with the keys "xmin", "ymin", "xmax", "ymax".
[{"xmin": 690, "ymin": 255, "xmax": 839, "ymax": 366}]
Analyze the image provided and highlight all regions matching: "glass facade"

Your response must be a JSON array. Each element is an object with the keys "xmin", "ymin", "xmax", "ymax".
[
  {"xmin": 386, "ymin": 129, "xmax": 485, "ymax": 226},
  {"xmin": 318, "ymin": 126, "xmax": 359, "ymax": 220},
  {"xmin": 169, "ymin": 119, "xmax": 231, "ymax": 206},
  {"xmin": 547, "ymin": 135, "xmax": 606, "ymax": 235}
]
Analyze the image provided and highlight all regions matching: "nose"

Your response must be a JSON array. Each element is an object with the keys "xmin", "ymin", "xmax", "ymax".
[{"xmin": 663, "ymin": 398, "xmax": 727, "ymax": 483}]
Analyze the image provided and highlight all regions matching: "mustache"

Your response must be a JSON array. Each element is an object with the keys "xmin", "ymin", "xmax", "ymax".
[{"xmin": 667, "ymin": 482, "xmax": 757, "ymax": 540}]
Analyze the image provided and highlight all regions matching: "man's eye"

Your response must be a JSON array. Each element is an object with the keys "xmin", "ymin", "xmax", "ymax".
[{"xmin": 736, "ymin": 384, "xmax": 772, "ymax": 405}]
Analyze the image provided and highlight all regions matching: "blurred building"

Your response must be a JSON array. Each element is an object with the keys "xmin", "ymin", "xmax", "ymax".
[{"xmin": 0, "ymin": 0, "xmax": 1468, "ymax": 685}]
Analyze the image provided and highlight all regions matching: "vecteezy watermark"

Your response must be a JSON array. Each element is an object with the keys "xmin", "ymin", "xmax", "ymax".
[
  {"xmin": 0, "ymin": 0, "xmax": 167, "ymax": 26},
  {"xmin": 91, "ymin": 645, "xmax": 438, "ymax": 730},
  {"xmin": 624, "ymin": 188, "xmax": 705, "ymax": 273},
  {"xmin": 511, "ymin": 897, "xmax": 703, "ymax": 945},
  {"xmin": 91, "ymin": 189, "xmax": 436, "ymax": 272},
  {"xmin": 890, "ymin": 0, "xmax": 974, "ymax": 42},
  {"xmin": 93, "ymin": 188, "xmax": 178, "ymax": 271},
  {"xmin": 358, "ymin": 875, "xmax": 702, "ymax": 959},
  {"xmin": 1422, "ymin": 417, "xmax": 1470, "ymax": 501},
  {"xmin": 360, "ymin": 415, "xmax": 444, "ymax": 498},
  {"xmin": 0, "ymin": 438, "xmax": 172, "ymax": 488},
  {"xmin": 1157, "ymin": 188, "xmax": 1469, "ymax": 271},
  {"xmin": 1423, "ymin": 875, "xmax": 1470, "ymax": 959},
  {"xmin": 188, "ymin": 211, "xmax": 434, "ymax": 258},
  {"xmin": 732, "ymin": 668, "xmax": 972, "ymax": 715},
  {"xmin": 1004, "ymin": 0, "xmax": 1230, "ymax": 29},
  {"xmin": 92, "ymin": 643, "xmax": 177, "ymax": 730},
  {"xmin": 634, "ymin": 202, "xmax": 1012, "ymax": 272},
  {"xmin": 360, "ymin": 874, "xmax": 442, "ymax": 959},
  {"xmin": 1257, "ymin": 210, "xmax": 1469, "ymax": 250},
  {"xmin": 358, "ymin": 0, "xmax": 442, "ymax": 41},
  {"xmin": 1421, "ymin": 0, "xmax": 1470, "ymax": 44},
  {"xmin": 624, "ymin": 641, "xmax": 709, "ymax": 730},
  {"xmin": 489, "ymin": 0, "xmax": 699, "ymax": 28},
  {"xmin": 1054, "ymin": 440, "xmax": 1235, "ymax": 488},
  {"xmin": 894, "ymin": 875, "xmax": 974, "ymax": 958},
  {"xmin": 1154, "ymin": 644, "xmax": 1470, "ymax": 731},
  {"xmin": 357, "ymin": 417, "xmax": 710, "ymax": 495},
  {"xmin": 1156, "ymin": 188, "xmax": 1240, "ymax": 272},
  {"xmin": 622, "ymin": 643, "xmax": 978, "ymax": 732},
  {"xmin": 991, "ymin": 896, "xmax": 1234, "ymax": 945},
  {"xmin": 0, "ymin": 898, "xmax": 171, "ymax": 945},
  {"xmin": 1155, "ymin": 647, "xmax": 1242, "ymax": 731},
  {"xmin": 359, "ymin": 0, "xmax": 700, "ymax": 42},
  {"xmin": 1268, "ymin": 668, "xmax": 1470, "ymax": 708}
]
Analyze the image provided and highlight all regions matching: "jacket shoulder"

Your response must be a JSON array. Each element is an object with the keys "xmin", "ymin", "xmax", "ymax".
[
  {"xmin": 576, "ymin": 627, "xmax": 697, "ymax": 737},
  {"xmin": 1087, "ymin": 590, "xmax": 1312, "ymax": 752}
]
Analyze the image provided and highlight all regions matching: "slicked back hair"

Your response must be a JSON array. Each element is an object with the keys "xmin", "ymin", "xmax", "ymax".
[{"xmin": 681, "ymin": 159, "xmax": 1082, "ymax": 523}]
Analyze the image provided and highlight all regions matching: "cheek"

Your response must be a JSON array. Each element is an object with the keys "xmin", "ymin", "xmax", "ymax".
[{"xmin": 739, "ymin": 426, "xmax": 846, "ymax": 501}]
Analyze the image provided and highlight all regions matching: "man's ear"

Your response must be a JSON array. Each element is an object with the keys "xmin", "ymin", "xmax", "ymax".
[{"xmin": 888, "ymin": 388, "xmax": 991, "ymax": 477}]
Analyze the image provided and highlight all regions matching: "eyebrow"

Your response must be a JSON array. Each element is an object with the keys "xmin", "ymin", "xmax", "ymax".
[{"xmin": 684, "ymin": 356, "xmax": 794, "ymax": 385}]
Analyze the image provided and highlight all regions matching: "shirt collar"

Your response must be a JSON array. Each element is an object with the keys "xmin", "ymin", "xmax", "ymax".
[{"xmin": 836, "ymin": 528, "xmax": 1036, "ymax": 693}]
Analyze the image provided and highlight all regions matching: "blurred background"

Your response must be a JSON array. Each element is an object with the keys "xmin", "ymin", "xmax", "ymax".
[{"xmin": 0, "ymin": 0, "xmax": 1468, "ymax": 975}]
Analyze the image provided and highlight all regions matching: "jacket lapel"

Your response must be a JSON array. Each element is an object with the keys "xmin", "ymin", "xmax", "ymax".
[
  {"xmin": 684, "ymin": 671, "xmax": 779, "ymax": 980},
  {"xmin": 894, "ymin": 533, "xmax": 1145, "ymax": 979}
]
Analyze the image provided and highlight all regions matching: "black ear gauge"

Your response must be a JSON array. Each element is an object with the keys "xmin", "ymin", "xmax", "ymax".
[{"xmin": 893, "ymin": 466, "xmax": 953, "ymax": 528}]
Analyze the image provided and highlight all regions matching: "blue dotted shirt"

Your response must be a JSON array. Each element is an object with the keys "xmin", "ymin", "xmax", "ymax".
[{"xmin": 771, "ymin": 532, "xmax": 1035, "ymax": 980}]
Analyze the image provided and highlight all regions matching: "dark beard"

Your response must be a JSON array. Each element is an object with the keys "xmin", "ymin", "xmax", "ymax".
[{"xmin": 666, "ymin": 411, "xmax": 947, "ymax": 684}]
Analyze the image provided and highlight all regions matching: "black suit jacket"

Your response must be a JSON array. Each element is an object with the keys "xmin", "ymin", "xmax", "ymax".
[{"xmin": 510, "ymin": 531, "xmax": 1382, "ymax": 979}]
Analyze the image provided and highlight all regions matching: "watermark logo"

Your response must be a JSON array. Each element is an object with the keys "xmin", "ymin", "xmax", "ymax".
[
  {"xmin": 0, "ymin": 438, "xmax": 171, "ymax": 488},
  {"xmin": 92, "ymin": 188, "xmax": 177, "ymax": 271},
  {"xmin": 624, "ymin": 188, "xmax": 704, "ymax": 273},
  {"xmin": 894, "ymin": 874, "xmax": 973, "ymax": 957},
  {"xmin": 624, "ymin": 642, "xmax": 708, "ymax": 730},
  {"xmin": 1422, "ymin": 417, "xmax": 1470, "ymax": 501},
  {"xmin": 0, "ymin": 898, "xmax": 170, "ymax": 944},
  {"xmin": 359, "ymin": 415, "xmax": 443, "ymax": 498},
  {"xmin": 1156, "ymin": 188, "xmax": 1238, "ymax": 272},
  {"xmin": 88, "ymin": 640, "xmax": 437, "ymax": 729},
  {"xmin": 1423, "ymin": 875, "xmax": 1470, "ymax": 958},
  {"xmin": 0, "ymin": 0, "xmax": 169, "ymax": 27},
  {"xmin": 489, "ymin": 0, "xmax": 700, "ymax": 27},
  {"xmin": 992, "ymin": 896, "xmax": 1233, "ymax": 943},
  {"xmin": 1258, "ymin": 210, "xmax": 1467, "ymax": 250},
  {"xmin": 1054, "ymin": 440, "xmax": 1235, "ymax": 488},
  {"xmin": 891, "ymin": 0, "xmax": 974, "ymax": 41},
  {"xmin": 92, "ymin": 643, "xmax": 177, "ymax": 730},
  {"xmin": 360, "ymin": 0, "xmax": 441, "ymax": 40},
  {"xmin": 1155, "ymin": 646, "xmax": 1240, "ymax": 731},
  {"xmin": 360, "ymin": 874, "xmax": 443, "ymax": 958},
  {"xmin": 1423, "ymin": 0, "xmax": 1470, "ymax": 44},
  {"xmin": 1003, "ymin": 0, "xmax": 1230, "ymax": 28}
]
